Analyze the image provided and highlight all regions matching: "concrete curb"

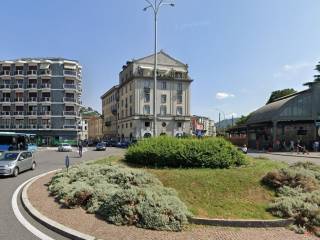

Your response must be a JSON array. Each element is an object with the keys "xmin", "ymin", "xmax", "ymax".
[
  {"xmin": 188, "ymin": 217, "xmax": 294, "ymax": 228},
  {"xmin": 267, "ymin": 152, "xmax": 320, "ymax": 159},
  {"xmin": 21, "ymin": 170, "xmax": 97, "ymax": 240}
]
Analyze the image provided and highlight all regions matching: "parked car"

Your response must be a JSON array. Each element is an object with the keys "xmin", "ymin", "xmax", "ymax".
[
  {"xmin": 109, "ymin": 140, "xmax": 119, "ymax": 147},
  {"xmin": 58, "ymin": 143, "xmax": 73, "ymax": 152},
  {"xmin": 96, "ymin": 142, "xmax": 106, "ymax": 151},
  {"xmin": 117, "ymin": 140, "xmax": 131, "ymax": 148},
  {"xmin": 0, "ymin": 151, "xmax": 36, "ymax": 177}
]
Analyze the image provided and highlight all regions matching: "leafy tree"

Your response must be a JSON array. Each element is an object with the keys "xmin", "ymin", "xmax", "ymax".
[
  {"xmin": 235, "ymin": 115, "xmax": 250, "ymax": 126},
  {"xmin": 266, "ymin": 88, "xmax": 297, "ymax": 104}
]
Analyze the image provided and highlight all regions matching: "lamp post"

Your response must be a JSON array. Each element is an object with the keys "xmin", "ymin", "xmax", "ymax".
[{"xmin": 143, "ymin": 0, "xmax": 175, "ymax": 137}]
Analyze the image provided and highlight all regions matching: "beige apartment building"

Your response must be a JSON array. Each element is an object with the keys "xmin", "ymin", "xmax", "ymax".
[
  {"xmin": 101, "ymin": 51, "xmax": 192, "ymax": 140},
  {"xmin": 82, "ymin": 114, "xmax": 103, "ymax": 140}
]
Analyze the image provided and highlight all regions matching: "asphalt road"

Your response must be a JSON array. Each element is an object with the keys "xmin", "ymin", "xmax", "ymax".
[{"xmin": 0, "ymin": 147, "xmax": 125, "ymax": 240}]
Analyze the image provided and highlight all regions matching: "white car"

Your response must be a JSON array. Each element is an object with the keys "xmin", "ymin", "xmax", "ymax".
[{"xmin": 58, "ymin": 143, "xmax": 72, "ymax": 152}]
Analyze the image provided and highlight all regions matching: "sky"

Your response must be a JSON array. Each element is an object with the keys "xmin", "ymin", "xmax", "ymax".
[{"xmin": 1, "ymin": 0, "xmax": 320, "ymax": 122}]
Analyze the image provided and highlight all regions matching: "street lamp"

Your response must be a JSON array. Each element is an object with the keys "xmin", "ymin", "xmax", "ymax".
[{"xmin": 143, "ymin": 0, "xmax": 175, "ymax": 137}]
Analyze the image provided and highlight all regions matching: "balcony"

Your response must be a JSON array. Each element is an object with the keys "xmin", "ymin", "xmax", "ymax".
[
  {"xmin": 26, "ymin": 111, "xmax": 38, "ymax": 116},
  {"xmin": 39, "ymin": 69, "xmax": 52, "ymax": 76},
  {"xmin": 15, "ymin": 125, "xmax": 25, "ymax": 129},
  {"xmin": 0, "ymin": 70, "xmax": 11, "ymax": 76},
  {"xmin": 0, "ymin": 84, "xmax": 11, "ymax": 90},
  {"xmin": 0, "ymin": 111, "xmax": 11, "ymax": 116},
  {"xmin": 14, "ymin": 97, "xmax": 24, "ymax": 103},
  {"xmin": 27, "ymin": 70, "xmax": 38, "ymax": 76},
  {"xmin": 40, "ymin": 97, "xmax": 51, "ymax": 102},
  {"xmin": 40, "ymin": 83, "xmax": 51, "ymax": 89},
  {"xmin": 39, "ymin": 111, "xmax": 51, "ymax": 116},
  {"xmin": 13, "ymin": 84, "xmax": 24, "ymax": 90},
  {"xmin": 27, "ymin": 97, "xmax": 38, "ymax": 102},
  {"xmin": 38, "ymin": 125, "xmax": 51, "ymax": 129},
  {"xmin": 63, "ymin": 70, "xmax": 77, "ymax": 77},
  {"xmin": 0, "ymin": 125, "xmax": 11, "ymax": 129},
  {"xmin": 63, "ymin": 97, "xmax": 77, "ymax": 103},
  {"xmin": 63, "ymin": 84, "xmax": 77, "ymax": 90},
  {"xmin": 14, "ymin": 70, "xmax": 25, "ymax": 76},
  {"xmin": 0, "ymin": 98, "xmax": 11, "ymax": 103},
  {"xmin": 63, "ymin": 111, "xmax": 77, "ymax": 116},
  {"xmin": 63, "ymin": 125, "xmax": 77, "ymax": 129},
  {"xmin": 27, "ymin": 83, "xmax": 38, "ymax": 89},
  {"xmin": 13, "ymin": 111, "xmax": 25, "ymax": 117},
  {"xmin": 26, "ymin": 125, "xmax": 37, "ymax": 129}
]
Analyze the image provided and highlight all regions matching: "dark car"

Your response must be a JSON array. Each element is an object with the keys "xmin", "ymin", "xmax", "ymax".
[
  {"xmin": 109, "ymin": 140, "xmax": 119, "ymax": 147},
  {"xmin": 117, "ymin": 141, "xmax": 131, "ymax": 148},
  {"xmin": 96, "ymin": 142, "xmax": 106, "ymax": 151}
]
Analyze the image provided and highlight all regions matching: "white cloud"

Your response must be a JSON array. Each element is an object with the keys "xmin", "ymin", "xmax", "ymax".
[
  {"xmin": 216, "ymin": 92, "xmax": 235, "ymax": 100},
  {"xmin": 274, "ymin": 62, "xmax": 314, "ymax": 79}
]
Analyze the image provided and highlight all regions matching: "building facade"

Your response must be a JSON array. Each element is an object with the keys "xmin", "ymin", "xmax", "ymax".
[
  {"xmin": 0, "ymin": 58, "xmax": 82, "ymax": 145},
  {"xmin": 191, "ymin": 115, "xmax": 216, "ymax": 137},
  {"xmin": 101, "ymin": 51, "xmax": 192, "ymax": 140},
  {"xmin": 101, "ymin": 85, "xmax": 119, "ymax": 138},
  {"xmin": 228, "ymin": 74, "xmax": 320, "ymax": 150}
]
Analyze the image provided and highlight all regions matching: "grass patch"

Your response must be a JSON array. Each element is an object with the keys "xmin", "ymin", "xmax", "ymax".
[
  {"xmin": 146, "ymin": 157, "xmax": 287, "ymax": 220},
  {"xmin": 86, "ymin": 156, "xmax": 122, "ymax": 165}
]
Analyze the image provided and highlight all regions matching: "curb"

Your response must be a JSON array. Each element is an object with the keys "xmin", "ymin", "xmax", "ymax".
[
  {"xmin": 21, "ymin": 170, "xmax": 97, "ymax": 240},
  {"xmin": 22, "ymin": 170, "xmax": 294, "ymax": 240},
  {"xmin": 267, "ymin": 152, "xmax": 320, "ymax": 159},
  {"xmin": 188, "ymin": 217, "xmax": 294, "ymax": 228}
]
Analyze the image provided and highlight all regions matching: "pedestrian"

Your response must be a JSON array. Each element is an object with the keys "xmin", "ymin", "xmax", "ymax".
[
  {"xmin": 290, "ymin": 140, "xmax": 294, "ymax": 152},
  {"xmin": 78, "ymin": 141, "xmax": 83, "ymax": 157},
  {"xmin": 314, "ymin": 140, "xmax": 319, "ymax": 152}
]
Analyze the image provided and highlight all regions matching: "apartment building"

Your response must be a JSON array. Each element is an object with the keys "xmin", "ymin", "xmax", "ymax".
[
  {"xmin": 101, "ymin": 85, "xmax": 119, "ymax": 138},
  {"xmin": 191, "ymin": 115, "xmax": 216, "ymax": 137},
  {"xmin": 0, "ymin": 58, "xmax": 82, "ymax": 144},
  {"xmin": 101, "ymin": 51, "xmax": 192, "ymax": 140},
  {"xmin": 82, "ymin": 113, "xmax": 103, "ymax": 140}
]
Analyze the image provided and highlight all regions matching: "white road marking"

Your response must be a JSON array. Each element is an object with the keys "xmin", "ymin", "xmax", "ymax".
[{"xmin": 12, "ymin": 172, "xmax": 57, "ymax": 240}]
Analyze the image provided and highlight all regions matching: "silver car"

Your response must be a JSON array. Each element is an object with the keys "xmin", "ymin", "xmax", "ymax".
[
  {"xmin": 58, "ymin": 143, "xmax": 73, "ymax": 152},
  {"xmin": 0, "ymin": 151, "xmax": 36, "ymax": 177}
]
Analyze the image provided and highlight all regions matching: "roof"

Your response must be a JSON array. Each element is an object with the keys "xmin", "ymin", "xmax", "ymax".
[
  {"xmin": 246, "ymin": 95, "xmax": 296, "ymax": 124},
  {"xmin": 0, "ymin": 57, "xmax": 79, "ymax": 63},
  {"xmin": 100, "ymin": 85, "xmax": 119, "ymax": 99},
  {"xmin": 134, "ymin": 50, "xmax": 187, "ymax": 67}
]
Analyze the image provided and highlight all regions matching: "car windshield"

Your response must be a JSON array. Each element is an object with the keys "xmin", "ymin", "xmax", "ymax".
[{"xmin": 0, "ymin": 152, "xmax": 19, "ymax": 161}]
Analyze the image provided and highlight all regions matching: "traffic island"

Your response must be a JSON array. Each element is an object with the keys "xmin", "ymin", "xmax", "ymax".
[{"xmin": 21, "ymin": 171, "xmax": 317, "ymax": 240}]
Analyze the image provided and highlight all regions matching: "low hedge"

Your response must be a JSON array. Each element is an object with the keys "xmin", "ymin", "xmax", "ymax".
[
  {"xmin": 262, "ymin": 162, "xmax": 320, "ymax": 235},
  {"xmin": 48, "ymin": 164, "xmax": 190, "ymax": 231},
  {"xmin": 125, "ymin": 137, "xmax": 246, "ymax": 168}
]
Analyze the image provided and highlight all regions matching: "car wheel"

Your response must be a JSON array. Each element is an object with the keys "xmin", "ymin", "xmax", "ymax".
[
  {"xmin": 31, "ymin": 162, "xmax": 36, "ymax": 170},
  {"xmin": 13, "ymin": 167, "xmax": 19, "ymax": 177}
]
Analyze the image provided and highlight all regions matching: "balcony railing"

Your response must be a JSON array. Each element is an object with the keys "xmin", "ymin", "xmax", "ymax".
[
  {"xmin": 0, "ymin": 125, "xmax": 11, "ymax": 129},
  {"xmin": 27, "ymin": 97, "xmax": 38, "ymax": 102},
  {"xmin": 0, "ymin": 70, "xmax": 11, "ymax": 76},
  {"xmin": 39, "ymin": 69, "xmax": 52, "ymax": 76},
  {"xmin": 27, "ymin": 83, "xmax": 38, "ymax": 89},
  {"xmin": 38, "ymin": 125, "xmax": 51, "ymax": 129},
  {"xmin": 14, "ymin": 70, "xmax": 25, "ymax": 76},
  {"xmin": 63, "ymin": 111, "xmax": 77, "ymax": 116},
  {"xmin": 63, "ymin": 84, "xmax": 76, "ymax": 89},
  {"xmin": 14, "ymin": 98, "xmax": 24, "ymax": 102},
  {"xmin": 63, "ymin": 97, "xmax": 76, "ymax": 102},
  {"xmin": 27, "ymin": 70, "xmax": 38, "ymax": 76},
  {"xmin": 26, "ymin": 125, "xmax": 37, "ymax": 129},
  {"xmin": 41, "ymin": 83, "xmax": 51, "ymax": 89},
  {"xmin": 0, "ymin": 111, "xmax": 11, "ymax": 116},
  {"xmin": 15, "ymin": 125, "xmax": 25, "ymax": 129},
  {"xmin": 0, "ymin": 84, "xmax": 11, "ymax": 89},
  {"xmin": 39, "ymin": 111, "xmax": 51, "ymax": 116},
  {"xmin": 26, "ymin": 111, "xmax": 38, "ymax": 116},
  {"xmin": 63, "ymin": 70, "xmax": 77, "ymax": 76},
  {"xmin": 40, "ymin": 97, "xmax": 51, "ymax": 102},
  {"xmin": 63, "ymin": 125, "xmax": 77, "ymax": 129},
  {"xmin": 13, "ymin": 84, "xmax": 24, "ymax": 89},
  {"xmin": 0, "ymin": 98, "xmax": 11, "ymax": 103},
  {"xmin": 13, "ymin": 111, "xmax": 25, "ymax": 116}
]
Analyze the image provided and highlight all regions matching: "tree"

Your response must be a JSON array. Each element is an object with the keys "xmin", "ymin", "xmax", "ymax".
[
  {"xmin": 235, "ymin": 115, "xmax": 250, "ymax": 126},
  {"xmin": 266, "ymin": 88, "xmax": 297, "ymax": 104}
]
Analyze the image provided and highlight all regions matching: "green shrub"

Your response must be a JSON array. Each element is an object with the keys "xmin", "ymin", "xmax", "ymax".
[
  {"xmin": 48, "ymin": 164, "xmax": 190, "ymax": 231},
  {"xmin": 262, "ymin": 162, "xmax": 320, "ymax": 235},
  {"xmin": 125, "ymin": 136, "xmax": 246, "ymax": 168}
]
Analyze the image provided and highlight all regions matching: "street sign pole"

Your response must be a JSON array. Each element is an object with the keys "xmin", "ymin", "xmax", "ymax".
[{"xmin": 65, "ymin": 155, "xmax": 70, "ymax": 173}]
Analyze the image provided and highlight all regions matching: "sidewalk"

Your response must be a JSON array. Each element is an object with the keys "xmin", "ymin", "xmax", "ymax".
[{"xmin": 266, "ymin": 151, "xmax": 320, "ymax": 159}]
